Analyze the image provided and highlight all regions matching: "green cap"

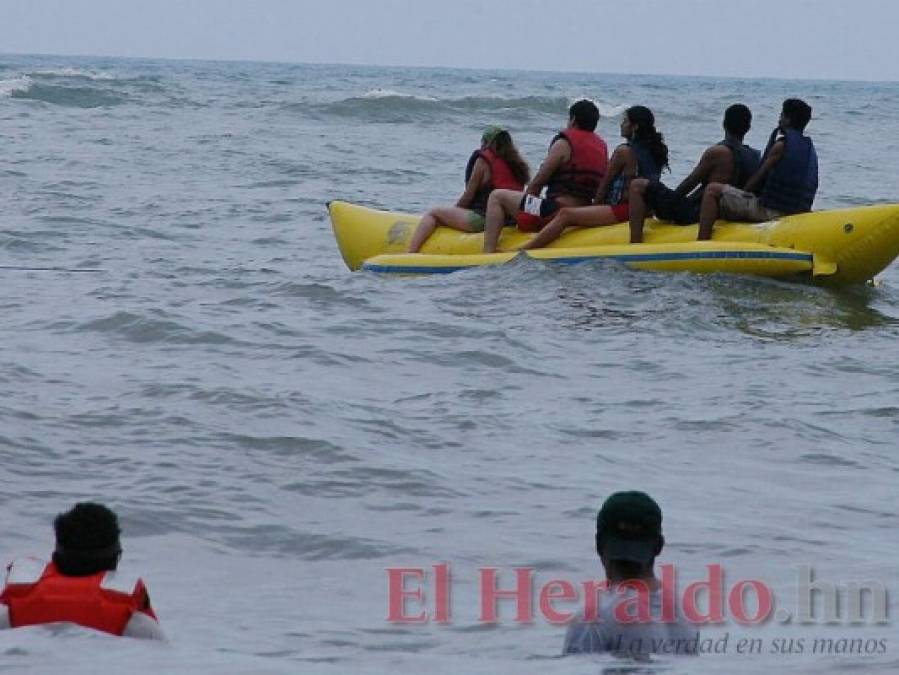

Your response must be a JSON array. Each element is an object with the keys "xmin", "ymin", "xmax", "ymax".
[
  {"xmin": 481, "ymin": 126, "xmax": 506, "ymax": 144},
  {"xmin": 595, "ymin": 491, "xmax": 662, "ymax": 563}
]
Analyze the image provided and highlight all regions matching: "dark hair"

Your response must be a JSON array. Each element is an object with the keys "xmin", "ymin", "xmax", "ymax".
[
  {"xmin": 626, "ymin": 105, "xmax": 669, "ymax": 171},
  {"xmin": 782, "ymin": 98, "xmax": 812, "ymax": 131},
  {"xmin": 488, "ymin": 130, "xmax": 531, "ymax": 185},
  {"xmin": 569, "ymin": 99, "xmax": 599, "ymax": 132},
  {"xmin": 53, "ymin": 502, "xmax": 122, "ymax": 576},
  {"xmin": 723, "ymin": 103, "xmax": 752, "ymax": 137}
]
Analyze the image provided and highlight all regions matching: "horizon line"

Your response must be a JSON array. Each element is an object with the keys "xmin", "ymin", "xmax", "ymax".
[{"xmin": 2, "ymin": 49, "xmax": 896, "ymax": 87}]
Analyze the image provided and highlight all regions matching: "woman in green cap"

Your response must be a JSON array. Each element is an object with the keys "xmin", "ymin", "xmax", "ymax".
[{"xmin": 408, "ymin": 127, "xmax": 530, "ymax": 252}]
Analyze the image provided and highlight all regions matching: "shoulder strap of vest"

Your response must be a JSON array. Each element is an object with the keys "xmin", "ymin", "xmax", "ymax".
[
  {"xmin": 629, "ymin": 140, "xmax": 661, "ymax": 179},
  {"xmin": 784, "ymin": 128, "xmax": 810, "ymax": 149},
  {"xmin": 100, "ymin": 570, "xmax": 141, "ymax": 595},
  {"xmin": 464, "ymin": 150, "xmax": 481, "ymax": 185},
  {"xmin": 6, "ymin": 558, "xmax": 47, "ymax": 585},
  {"xmin": 551, "ymin": 131, "xmax": 570, "ymax": 149},
  {"xmin": 479, "ymin": 148, "xmax": 497, "ymax": 167},
  {"xmin": 718, "ymin": 139, "xmax": 740, "ymax": 185},
  {"xmin": 762, "ymin": 128, "xmax": 783, "ymax": 160}
]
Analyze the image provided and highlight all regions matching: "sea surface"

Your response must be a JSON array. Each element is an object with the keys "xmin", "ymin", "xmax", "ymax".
[{"xmin": 1, "ymin": 54, "xmax": 898, "ymax": 674}]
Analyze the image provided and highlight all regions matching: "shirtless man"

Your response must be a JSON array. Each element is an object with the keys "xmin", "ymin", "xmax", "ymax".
[{"xmin": 628, "ymin": 104, "xmax": 760, "ymax": 243}]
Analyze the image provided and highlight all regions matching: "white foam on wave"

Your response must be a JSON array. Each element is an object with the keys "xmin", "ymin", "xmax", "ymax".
[
  {"xmin": 597, "ymin": 103, "xmax": 628, "ymax": 118},
  {"xmin": 361, "ymin": 88, "xmax": 438, "ymax": 102},
  {"xmin": 568, "ymin": 96, "xmax": 628, "ymax": 118},
  {"xmin": 31, "ymin": 67, "xmax": 116, "ymax": 81},
  {"xmin": 0, "ymin": 76, "xmax": 33, "ymax": 97}
]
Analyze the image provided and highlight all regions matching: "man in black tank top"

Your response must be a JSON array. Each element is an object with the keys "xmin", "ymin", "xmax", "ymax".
[{"xmin": 627, "ymin": 104, "xmax": 760, "ymax": 243}]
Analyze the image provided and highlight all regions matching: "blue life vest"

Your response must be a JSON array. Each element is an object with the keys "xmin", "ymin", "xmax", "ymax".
[
  {"xmin": 719, "ymin": 140, "xmax": 761, "ymax": 189},
  {"xmin": 759, "ymin": 128, "xmax": 818, "ymax": 214},
  {"xmin": 606, "ymin": 141, "xmax": 662, "ymax": 206}
]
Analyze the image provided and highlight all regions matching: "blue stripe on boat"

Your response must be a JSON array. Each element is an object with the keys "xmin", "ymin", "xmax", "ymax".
[
  {"xmin": 363, "ymin": 264, "xmax": 474, "ymax": 274},
  {"xmin": 551, "ymin": 250, "xmax": 812, "ymax": 265},
  {"xmin": 363, "ymin": 250, "xmax": 813, "ymax": 274}
]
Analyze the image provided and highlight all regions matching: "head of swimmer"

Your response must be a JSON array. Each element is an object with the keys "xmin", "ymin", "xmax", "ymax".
[
  {"xmin": 53, "ymin": 502, "xmax": 123, "ymax": 577},
  {"xmin": 594, "ymin": 491, "xmax": 665, "ymax": 584}
]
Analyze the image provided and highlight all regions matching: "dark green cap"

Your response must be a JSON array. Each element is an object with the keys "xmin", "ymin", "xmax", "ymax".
[{"xmin": 596, "ymin": 491, "xmax": 663, "ymax": 563}]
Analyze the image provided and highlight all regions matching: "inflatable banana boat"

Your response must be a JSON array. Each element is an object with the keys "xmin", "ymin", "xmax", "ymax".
[{"xmin": 328, "ymin": 201, "xmax": 899, "ymax": 285}]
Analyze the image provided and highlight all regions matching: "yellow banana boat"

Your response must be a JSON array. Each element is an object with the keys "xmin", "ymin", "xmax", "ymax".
[{"xmin": 328, "ymin": 200, "xmax": 899, "ymax": 284}]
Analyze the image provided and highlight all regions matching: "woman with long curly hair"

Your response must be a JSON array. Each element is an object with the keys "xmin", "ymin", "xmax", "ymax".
[{"xmin": 408, "ymin": 127, "xmax": 530, "ymax": 252}]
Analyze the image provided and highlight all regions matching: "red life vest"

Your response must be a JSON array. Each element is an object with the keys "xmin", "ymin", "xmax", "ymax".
[
  {"xmin": 0, "ymin": 558, "xmax": 157, "ymax": 636},
  {"xmin": 467, "ymin": 148, "xmax": 525, "ymax": 212},
  {"xmin": 480, "ymin": 148, "xmax": 524, "ymax": 191},
  {"xmin": 546, "ymin": 128, "xmax": 609, "ymax": 201}
]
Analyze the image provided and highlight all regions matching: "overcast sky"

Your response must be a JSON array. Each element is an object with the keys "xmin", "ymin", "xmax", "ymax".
[{"xmin": 3, "ymin": 0, "xmax": 898, "ymax": 81}]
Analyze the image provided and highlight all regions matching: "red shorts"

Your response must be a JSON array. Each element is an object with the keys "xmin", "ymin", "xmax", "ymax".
[
  {"xmin": 516, "ymin": 195, "xmax": 561, "ymax": 232},
  {"xmin": 516, "ymin": 213, "xmax": 546, "ymax": 233},
  {"xmin": 610, "ymin": 202, "xmax": 630, "ymax": 222}
]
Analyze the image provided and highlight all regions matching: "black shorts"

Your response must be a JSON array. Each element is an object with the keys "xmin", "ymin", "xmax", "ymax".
[{"xmin": 644, "ymin": 181, "xmax": 702, "ymax": 225}]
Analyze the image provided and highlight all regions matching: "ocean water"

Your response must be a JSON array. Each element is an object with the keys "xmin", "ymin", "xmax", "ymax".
[{"xmin": 1, "ymin": 53, "xmax": 898, "ymax": 674}]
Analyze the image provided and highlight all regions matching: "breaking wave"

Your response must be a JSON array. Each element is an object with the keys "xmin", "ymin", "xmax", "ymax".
[{"xmin": 293, "ymin": 91, "xmax": 625, "ymax": 123}]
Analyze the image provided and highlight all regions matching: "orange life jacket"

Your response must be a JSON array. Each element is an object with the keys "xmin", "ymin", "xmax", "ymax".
[
  {"xmin": 546, "ymin": 128, "xmax": 609, "ymax": 201},
  {"xmin": 480, "ymin": 148, "xmax": 524, "ymax": 191},
  {"xmin": 0, "ymin": 558, "xmax": 157, "ymax": 636},
  {"xmin": 467, "ymin": 148, "xmax": 525, "ymax": 212}
]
